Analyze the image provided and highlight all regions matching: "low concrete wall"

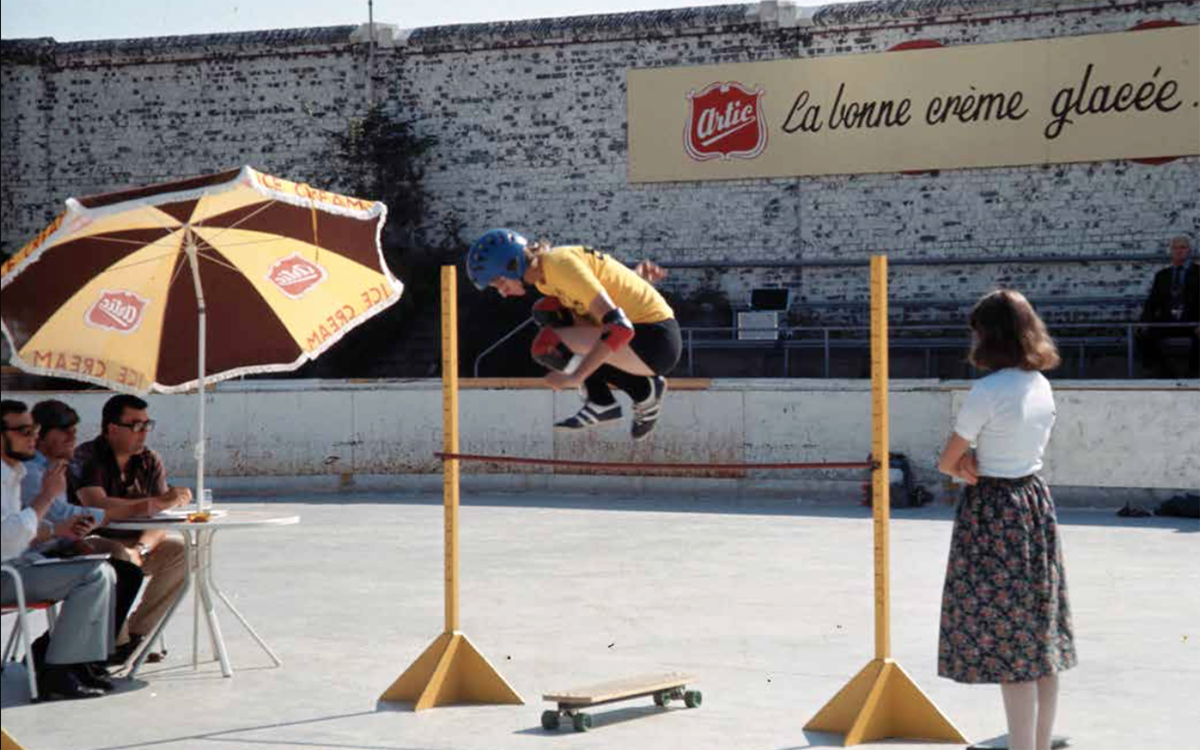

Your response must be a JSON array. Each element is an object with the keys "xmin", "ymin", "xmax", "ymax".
[{"xmin": 7, "ymin": 379, "xmax": 1197, "ymax": 498}]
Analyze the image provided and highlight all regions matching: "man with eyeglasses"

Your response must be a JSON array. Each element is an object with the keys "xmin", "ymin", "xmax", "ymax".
[
  {"xmin": 1137, "ymin": 235, "xmax": 1199, "ymax": 378},
  {"xmin": 22, "ymin": 400, "xmax": 146, "ymax": 676},
  {"xmin": 74, "ymin": 394, "xmax": 189, "ymax": 666},
  {"xmin": 2, "ymin": 399, "xmax": 116, "ymax": 700}
]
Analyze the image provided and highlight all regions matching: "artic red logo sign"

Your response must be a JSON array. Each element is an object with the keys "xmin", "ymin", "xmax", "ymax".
[
  {"xmin": 268, "ymin": 253, "xmax": 327, "ymax": 299},
  {"xmin": 85, "ymin": 290, "xmax": 149, "ymax": 334},
  {"xmin": 684, "ymin": 82, "xmax": 767, "ymax": 161}
]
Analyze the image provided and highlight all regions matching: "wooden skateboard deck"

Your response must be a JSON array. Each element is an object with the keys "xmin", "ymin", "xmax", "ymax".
[{"xmin": 541, "ymin": 672, "xmax": 700, "ymax": 732}]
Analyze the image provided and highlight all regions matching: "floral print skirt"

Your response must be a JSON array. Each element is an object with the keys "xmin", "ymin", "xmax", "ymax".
[{"xmin": 938, "ymin": 474, "xmax": 1077, "ymax": 684}]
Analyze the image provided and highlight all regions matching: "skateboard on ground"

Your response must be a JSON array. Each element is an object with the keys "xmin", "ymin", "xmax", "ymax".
[{"xmin": 541, "ymin": 672, "xmax": 701, "ymax": 732}]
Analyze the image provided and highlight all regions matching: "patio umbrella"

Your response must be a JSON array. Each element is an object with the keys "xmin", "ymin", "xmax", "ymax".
[{"xmin": 1, "ymin": 165, "xmax": 402, "ymax": 501}]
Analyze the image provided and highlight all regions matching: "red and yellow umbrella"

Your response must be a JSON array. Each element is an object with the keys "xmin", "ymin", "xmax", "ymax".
[
  {"xmin": 2, "ymin": 165, "xmax": 402, "ymax": 393},
  {"xmin": 3, "ymin": 166, "xmax": 402, "ymax": 501}
]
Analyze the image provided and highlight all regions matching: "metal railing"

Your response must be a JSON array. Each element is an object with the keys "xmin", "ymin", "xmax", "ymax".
[
  {"xmin": 473, "ymin": 318, "xmax": 535, "ymax": 377},
  {"xmin": 681, "ymin": 321, "xmax": 1194, "ymax": 379},
  {"xmin": 473, "ymin": 320, "xmax": 1195, "ymax": 379}
]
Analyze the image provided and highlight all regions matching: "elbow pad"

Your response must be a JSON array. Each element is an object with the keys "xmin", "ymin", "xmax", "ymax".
[{"xmin": 600, "ymin": 308, "xmax": 635, "ymax": 351}]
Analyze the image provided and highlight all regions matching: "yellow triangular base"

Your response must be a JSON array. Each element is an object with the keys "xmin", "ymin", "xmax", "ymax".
[
  {"xmin": 378, "ymin": 632, "xmax": 524, "ymax": 710},
  {"xmin": 804, "ymin": 659, "xmax": 967, "ymax": 747},
  {"xmin": 1, "ymin": 727, "xmax": 26, "ymax": 750}
]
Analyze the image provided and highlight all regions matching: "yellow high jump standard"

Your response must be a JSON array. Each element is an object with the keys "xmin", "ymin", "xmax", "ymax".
[
  {"xmin": 803, "ymin": 256, "xmax": 967, "ymax": 746},
  {"xmin": 378, "ymin": 266, "xmax": 523, "ymax": 710},
  {"xmin": 1, "ymin": 727, "xmax": 26, "ymax": 750}
]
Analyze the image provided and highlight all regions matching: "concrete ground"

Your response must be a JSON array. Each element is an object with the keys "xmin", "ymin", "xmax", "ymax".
[{"xmin": 2, "ymin": 486, "xmax": 1197, "ymax": 750}]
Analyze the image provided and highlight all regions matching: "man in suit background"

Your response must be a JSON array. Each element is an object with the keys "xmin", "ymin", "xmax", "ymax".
[{"xmin": 1138, "ymin": 235, "xmax": 1199, "ymax": 378}]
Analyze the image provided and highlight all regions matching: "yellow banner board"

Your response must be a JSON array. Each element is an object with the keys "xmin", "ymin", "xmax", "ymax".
[{"xmin": 627, "ymin": 26, "xmax": 1199, "ymax": 182}]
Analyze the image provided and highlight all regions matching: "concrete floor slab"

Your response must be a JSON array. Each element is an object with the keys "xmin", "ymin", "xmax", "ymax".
[{"xmin": 2, "ymin": 489, "xmax": 1197, "ymax": 750}]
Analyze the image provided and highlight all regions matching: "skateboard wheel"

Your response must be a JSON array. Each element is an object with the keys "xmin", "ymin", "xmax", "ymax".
[
  {"xmin": 653, "ymin": 689, "xmax": 672, "ymax": 707},
  {"xmin": 541, "ymin": 710, "xmax": 561, "ymax": 730},
  {"xmin": 572, "ymin": 712, "xmax": 592, "ymax": 732},
  {"xmin": 684, "ymin": 689, "xmax": 702, "ymax": 708}
]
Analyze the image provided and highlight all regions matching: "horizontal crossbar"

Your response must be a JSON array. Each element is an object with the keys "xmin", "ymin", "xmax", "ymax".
[{"xmin": 436, "ymin": 452, "xmax": 873, "ymax": 472}]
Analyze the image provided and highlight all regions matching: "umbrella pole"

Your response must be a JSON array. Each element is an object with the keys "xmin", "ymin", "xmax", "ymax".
[{"xmin": 185, "ymin": 241, "xmax": 207, "ymax": 510}]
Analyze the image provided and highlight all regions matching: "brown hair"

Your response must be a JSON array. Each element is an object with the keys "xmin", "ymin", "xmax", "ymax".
[
  {"xmin": 968, "ymin": 289, "xmax": 1060, "ymax": 372},
  {"xmin": 32, "ymin": 399, "xmax": 80, "ymax": 432}
]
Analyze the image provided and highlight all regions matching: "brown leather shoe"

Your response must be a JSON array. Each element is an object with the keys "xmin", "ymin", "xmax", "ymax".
[{"xmin": 107, "ymin": 633, "xmax": 167, "ymax": 665}]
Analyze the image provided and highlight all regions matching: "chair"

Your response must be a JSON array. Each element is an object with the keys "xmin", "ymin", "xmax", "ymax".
[
  {"xmin": 737, "ymin": 288, "xmax": 791, "ymax": 341},
  {"xmin": 1, "ymin": 564, "xmax": 59, "ymax": 702}
]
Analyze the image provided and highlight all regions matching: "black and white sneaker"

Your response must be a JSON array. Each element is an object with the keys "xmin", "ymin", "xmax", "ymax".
[
  {"xmin": 630, "ymin": 376, "xmax": 667, "ymax": 442},
  {"xmin": 555, "ymin": 402, "xmax": 623, "ymax": 431}
]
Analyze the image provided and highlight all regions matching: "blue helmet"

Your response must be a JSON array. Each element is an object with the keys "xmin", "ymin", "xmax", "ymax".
[{"xmin": 465, "ymin": 228, "xmax": 529, "ymax": 291}]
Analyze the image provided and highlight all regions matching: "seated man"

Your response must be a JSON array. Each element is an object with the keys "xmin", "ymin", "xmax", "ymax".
[
  {"xmin": 1138, "ymin": 235, "xmax": 1199, "ymax": 378},
  {"xmin": 74, "ymin": 394, "xmax": 190, "ymax": 665},
  {"xmin": 22, "ymin": 400, "xmax": 145, "ymax": 652},
  {"xmin": 2, "ymin": 399, "xmax": 115, "ymax": 700}
]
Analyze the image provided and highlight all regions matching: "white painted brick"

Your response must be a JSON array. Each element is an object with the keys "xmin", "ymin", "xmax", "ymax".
[{"xmin": 1, "ymin": 3, "xmax": 1197, "ymax": 326}]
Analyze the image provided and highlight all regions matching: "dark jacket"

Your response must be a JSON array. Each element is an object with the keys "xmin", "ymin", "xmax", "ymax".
[{"xmin": 1142, "ymin": 262, "xmax": 1199, "ymax": 324}]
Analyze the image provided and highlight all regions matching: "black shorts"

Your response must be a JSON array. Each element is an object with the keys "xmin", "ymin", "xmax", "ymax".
[{"xmin": 629, "ymin": 318, "xmax": 682, "ymax": 376}]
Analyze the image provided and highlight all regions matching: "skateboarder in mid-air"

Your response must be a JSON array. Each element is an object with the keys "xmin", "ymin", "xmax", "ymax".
[{"xmin": 465, "ymin": 229, "xmax": 680, "ymax": 441}]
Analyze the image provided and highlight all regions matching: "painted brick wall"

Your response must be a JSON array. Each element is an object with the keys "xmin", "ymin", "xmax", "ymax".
[
  {"xmin": 2, "ymin": 1, "xmax": 1198, "ymax": 328},
  {"xmin": 1, "ymin": 28, "xmax": 368, "ymax": 255}
]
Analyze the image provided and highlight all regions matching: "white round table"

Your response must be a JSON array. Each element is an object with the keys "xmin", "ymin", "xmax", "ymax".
[{"xmin": 107, "ymin": 510, "xmax": 300, "ymax": 678}]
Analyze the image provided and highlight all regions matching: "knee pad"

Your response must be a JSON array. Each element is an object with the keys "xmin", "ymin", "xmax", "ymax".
[
  {"xmin": 532, "ymin": 296, "xmax": 573, "ymax": 328},
  {"xmin": 532, "ymin": 326, "xmax": 582, "ymax": 374}
]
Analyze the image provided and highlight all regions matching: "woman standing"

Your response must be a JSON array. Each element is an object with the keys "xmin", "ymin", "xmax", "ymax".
[
  {"xmin": 937, "ymin": 289, "xmax": 1077, "ymax": 750},
  {"xmin": 465, "ymin": 228, "xmax": 681, "ymax": 442}
]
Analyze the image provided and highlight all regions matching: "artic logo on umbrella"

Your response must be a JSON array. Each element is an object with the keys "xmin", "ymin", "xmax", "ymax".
[
  {"xmin": 85, "ymin": 290, "xmax": 150, "ymax": 334},
  {"xmin": 268, "ymin": 253, "xmax": 328, "ymax": 299}
]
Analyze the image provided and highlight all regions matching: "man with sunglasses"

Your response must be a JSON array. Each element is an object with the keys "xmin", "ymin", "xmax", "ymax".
[
  {"xmin": 22, "ymin": 400, "xmax": 146, "ymax": 671},
  {"xmin": 74, "ymin": 394, "xmax": 189, "ymax": 666},
  {"xmin": 2, "ymin": 399, "xmax": 116, "ymax": 700}
]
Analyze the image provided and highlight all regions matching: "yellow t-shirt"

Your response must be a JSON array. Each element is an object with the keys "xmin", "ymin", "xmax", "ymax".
[{"xmin": 533, "ymin": 246, "xmax": 673, "ymax": 325}]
